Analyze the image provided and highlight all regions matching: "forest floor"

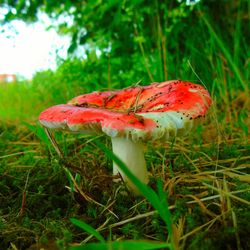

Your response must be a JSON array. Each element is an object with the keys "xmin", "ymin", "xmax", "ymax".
[{"xmin": 0, "ymin": 90, "xmax": 249, "ymax": 250}]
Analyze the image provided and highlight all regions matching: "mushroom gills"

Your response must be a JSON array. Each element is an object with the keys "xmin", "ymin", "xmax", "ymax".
[{"xmin": 140, "ymin": 111, "xmax": 193, "ymax": 139}]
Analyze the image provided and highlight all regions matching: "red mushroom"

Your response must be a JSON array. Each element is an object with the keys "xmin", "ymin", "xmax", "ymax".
[{"xmin": 39, "ymin": 80, "xmax": 212, "ymax": 194}]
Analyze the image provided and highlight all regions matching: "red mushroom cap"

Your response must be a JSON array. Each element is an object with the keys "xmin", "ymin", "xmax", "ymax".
[{"xmin": 39, "ymin": 80, "xmax": 212, "ymax": 141}]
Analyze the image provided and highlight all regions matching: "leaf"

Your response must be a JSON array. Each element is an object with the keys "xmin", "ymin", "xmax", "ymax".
[
  {"xmin": 69, "ymin": 240, "xmax": 171, "ymax": 250},
  {"xmin": 23, "ymin": 122, "xmax": 50, "ymax": 146},
  {"xmin": 95, "ymin": 140, "xmax": 174, "ymax": 249},
  {"xmin": 156, "ymin": 180, "xmax": 173, "ymax": 236},
  {"xmin": 200, "ymin": 13, "xmax": 247, "ymax": 92},
  {"xmin": 70, "ymin": 218, "xmax": 105, "ymax": 243},
  {"xmin": 64, "ymin": 168, "xmax": 75, "ymax": 192}
]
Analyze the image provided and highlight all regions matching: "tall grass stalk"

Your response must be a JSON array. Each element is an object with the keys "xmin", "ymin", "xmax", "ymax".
[
  {"xmin": 200, "ymin": 13, "xmax": 248, "ymax": 93},
  {"xmin": 95, "ymin": 140, "xmax": 175, "ymax": 250},
  {"xmin": 70, "ymin": 241, "xmax": 171, "ymax": 250}
]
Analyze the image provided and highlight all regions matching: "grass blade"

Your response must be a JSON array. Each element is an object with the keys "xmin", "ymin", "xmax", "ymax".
[
  {"xmin": 95, "ymin": 140, "xmax": 174, "ymax": 249},
  {"xmin": 70, "ymin": 218, "xmax": 105, "ymax": 243},
  {"xmin": 69, "ymin": 240, "xmax": 171, "ymax": 250},
  {"xmin": 200, "ymin": 14, "xmax": 247, "ymax": 92}
]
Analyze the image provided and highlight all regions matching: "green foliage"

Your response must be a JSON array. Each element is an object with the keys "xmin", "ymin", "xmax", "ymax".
[{"xmin": 2, "ymin": 0, "xmax": 249, "ymax": 94}]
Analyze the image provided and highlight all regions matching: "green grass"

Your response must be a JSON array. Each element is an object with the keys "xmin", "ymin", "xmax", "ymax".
[
  {"xmin": 0, "ymin": 115, "xmax": 249, "ymax": 249},
  {"xmin": 0, "ymin": 2, "xmax": 249, "ymax": 250}
]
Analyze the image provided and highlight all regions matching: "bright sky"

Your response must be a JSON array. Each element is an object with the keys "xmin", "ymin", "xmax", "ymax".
[{"xmin": 0, "ymin": 11, "xmax": 71, "ymax": 79}]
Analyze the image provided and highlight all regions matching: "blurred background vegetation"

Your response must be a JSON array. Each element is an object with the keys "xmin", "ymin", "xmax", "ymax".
[
  {"xmin": 0, "ymin": 0, "xmax": 249, "ymax": 249},
  {"xmin": 0, "ymin": 0, "xmax": 249, "ymax": 123}
]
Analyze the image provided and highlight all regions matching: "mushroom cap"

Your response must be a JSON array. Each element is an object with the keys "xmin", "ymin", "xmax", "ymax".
[{"xmin": 39, "ymin": 80, "xmax": 212, "ymax": 141}]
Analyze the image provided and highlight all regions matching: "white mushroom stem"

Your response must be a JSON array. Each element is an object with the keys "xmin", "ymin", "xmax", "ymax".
[{"xmin": 111, "ymin": 137, "xmax": 148, "ymax": 194}]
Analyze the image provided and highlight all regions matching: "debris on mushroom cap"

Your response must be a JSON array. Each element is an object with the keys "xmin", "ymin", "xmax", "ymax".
[
  {"xmin": 68, "ymin": 80, "xmax": 211, "ymax": 116},
  {"xmin": 39, "ymin": 80, "xmax": 212, "ymax": 141}
]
